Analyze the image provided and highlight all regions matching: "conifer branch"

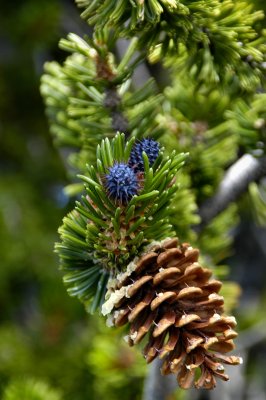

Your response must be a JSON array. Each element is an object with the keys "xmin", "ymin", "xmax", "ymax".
[
  {"xmin": 40, "ymin": 0, "xmax": 266, "ymax": 399},
  {"xmin": 197, "ymin": 154, "xmax": 266, "ymax": 231}
]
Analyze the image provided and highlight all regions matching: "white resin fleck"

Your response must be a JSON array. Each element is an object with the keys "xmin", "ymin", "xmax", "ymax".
[
  {"xmin": 106, "ymin": 314, "xmax": 114, "ymax": 327},
  {"xmin": 101, "ymin": 285, "xmax": 132, "ymax": 315},
  {"xmin": 129, "ymin": 331, "xmax": 138, "ymax": 340}
]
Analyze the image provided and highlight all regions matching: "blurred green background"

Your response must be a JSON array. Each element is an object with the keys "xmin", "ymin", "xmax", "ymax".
[{"xmin": 0, "ymin": 1, "xmax": 266, "ymax": 399}]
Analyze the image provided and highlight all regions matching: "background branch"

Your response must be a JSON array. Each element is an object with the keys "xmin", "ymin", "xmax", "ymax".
[
  {"xmin": 196, "ymin": 154, "xmax": 266, "ymax": 232},
  {"xmin": 142, "ymin": 359, "xmax": 177, "ymax": 400}
]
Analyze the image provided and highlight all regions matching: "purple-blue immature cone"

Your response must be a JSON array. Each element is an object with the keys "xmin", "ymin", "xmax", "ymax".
[
  {"xmin": 105, "ymin": 163, "xmax": 139, "ymax": 204},
  {"xmin": 129, "ymin": 138, "xmax": 160, "ymax": 172}
]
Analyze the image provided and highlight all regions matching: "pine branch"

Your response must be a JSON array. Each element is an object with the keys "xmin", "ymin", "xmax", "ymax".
[{"xmin": 197, "ymin": 154, "xmax": 266, "ymax": 231}]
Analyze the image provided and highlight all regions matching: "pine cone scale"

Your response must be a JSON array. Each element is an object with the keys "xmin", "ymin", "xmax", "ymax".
[
  {"xmin": 134, "ymin": 252, "xmax": 158, "ymax": 275},
  {"xmin": 150, "ymin": 291, "xmax": 177, "ymax": 310},
  {"xmin": 178, "ymin": 364, "xmax": 196, "ymax": 389},
  {"xmin": 176, "ymin": 286, "xmax": 203, "ymax": 299},
  {"xmin": 153, "ymin": 310, "xmax": 176, "ymax": 337},
  {"xmin": 159, "ymin": 328, "xmax": 180, "ymax": 359},
  {"xmin": 153, "ymin": 267, "xmax": 181, "ymax": 286},
  {"xmin": 128, "ymin": 291, "xmax": 153, "ymax": 322},
  {"xmin": 175, "ymin": 313, "xmax": 200, "ymax": 328},
  {"xmin": 157, "ymin": 248, "xmax": 183, "ymax": 266},
  {"xmin": 127, "ymin": 275, "xmax": 153, "ymax": 297}
]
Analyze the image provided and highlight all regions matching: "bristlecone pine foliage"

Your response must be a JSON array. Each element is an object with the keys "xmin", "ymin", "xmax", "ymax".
[{"xmin": 102, "ymin": 237, "xmax": 242, "ymax": 389}]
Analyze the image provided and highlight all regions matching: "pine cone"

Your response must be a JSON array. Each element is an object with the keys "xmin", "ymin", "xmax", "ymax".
[{"xmin": 102, "ymin": 238, "xmax": 242, "ymax": 390}]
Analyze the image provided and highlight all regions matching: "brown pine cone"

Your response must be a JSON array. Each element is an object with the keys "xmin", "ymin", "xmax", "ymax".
[{"xmin": 102, "ymin": 238, "xmax": 242, "ymax": 390}]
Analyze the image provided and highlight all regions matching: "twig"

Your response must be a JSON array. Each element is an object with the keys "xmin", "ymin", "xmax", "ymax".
[
  {"xmin": 103, "ymin": 88, "xmax": 129, "ymax": 137},
  {"xmin": 142, "ymin": 359, "xmax": 177, "ymax": 400},
  {"xmin": 196, "ymin": 154, "xmax": 266, "ymax": 232}
]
